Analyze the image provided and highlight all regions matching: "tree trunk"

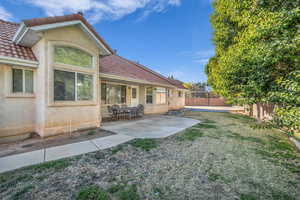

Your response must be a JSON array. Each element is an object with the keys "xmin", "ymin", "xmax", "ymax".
[{"xmin": 256, "ymin": 103, "xmax": 262, "ymax": 122}]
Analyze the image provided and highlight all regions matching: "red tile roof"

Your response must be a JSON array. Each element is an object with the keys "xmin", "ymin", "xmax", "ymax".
[
  {"xmin": 0, "ymin": 20, "xmax": 37, "ymax": 61},
  {"xmin": 100, "ymin": 54, "xmax": 174, "ymax": 86},
  {"xmin": 167, "ymin": 78, "xmax": 187, "ymax": 89},
  {"xmin": 23, "ymin": 13, "xmax": 113, "ymax": 54}
]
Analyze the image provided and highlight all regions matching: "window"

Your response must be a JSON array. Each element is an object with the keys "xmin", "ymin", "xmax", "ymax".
[
  {"xmin": 52, "ymin": 44, "xmax": 95, "ymax": 103},
  {"xmin": 156, "ymin": 87, "xmax": 166, "ymax": 104},
  {"xmin": 132, "ymin": 88, "xmax": 137, "ymax": 99},
  {"xmin": 146, "ymin": 87, "xmax": 153, "ymax": 104},
  {"xmin": 54, "ymin": 70, "xmax": 93, "ymax": 101},
  {"xmin": 12, "ymin": 68, "xmax": 34, "ymax": 93},
  {"xmin": 178, "ymin": 91, "xmax": 182, "ymax": 97},
  {"xmin": 77, "ymin": 73, "xmax": 93, "ymax": 100},
  {"xmin": 101, "ymin": 83, "xmax": 126, "ymax": 105},
  {"xmin": 54, "ymin": 46, "xmax": 93, "ymax": 68}
]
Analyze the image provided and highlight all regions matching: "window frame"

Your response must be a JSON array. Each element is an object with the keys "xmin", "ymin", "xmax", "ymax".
[
  {"xmin": 145, "ymin": 87, "xmax": 154, "ymax": 104},
  {"xmin": 156, "ymin": 87, "xmax": 167, "ymax": 105},
  {"xmin": 101, "ymin": 82, "xmax": 127, "ymax": 105},
  {"xmin": 53, "ymin": 45, "xmax": 94, "ymax": 69},
  {"xmin": 7, "ymin": 66, "xmax": 35, "ymax": 98},
  {"xmin": 49, "ymin": 41, "xmax": 98, "ymax": 106},
  {"xmin": 53, "ymin": 69, "xmax": 94, "ymax": 102}
]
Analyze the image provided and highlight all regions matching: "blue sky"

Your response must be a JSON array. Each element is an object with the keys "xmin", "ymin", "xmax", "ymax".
[{"xmin": 0, "ymin": 0, "xmax": 214, "ymax": 83}]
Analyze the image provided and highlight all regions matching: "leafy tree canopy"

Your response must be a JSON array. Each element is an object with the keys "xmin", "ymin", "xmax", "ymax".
[{"xmin": 206, "ymin": 0, "xmax": 300, "ymax": 134}]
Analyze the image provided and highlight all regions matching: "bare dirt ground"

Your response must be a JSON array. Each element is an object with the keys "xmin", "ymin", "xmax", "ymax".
[
  {"xmin": 0, "ymin": 128, "xmax": 114, "ymax": 158},
  {"xmin": 0, "ymin": 111, "xmax": 299, "ymax": 200}
]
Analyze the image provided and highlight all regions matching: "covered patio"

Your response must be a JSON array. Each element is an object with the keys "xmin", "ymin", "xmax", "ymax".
[{"xmin": 99, "ymin": 54, "xmax": 187, "ymax": 120}]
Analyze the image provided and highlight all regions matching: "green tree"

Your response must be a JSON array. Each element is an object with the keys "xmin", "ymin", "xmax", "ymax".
[{"xmin": 206, "ymin": 0, "xmax": 300, "ymax": 134}]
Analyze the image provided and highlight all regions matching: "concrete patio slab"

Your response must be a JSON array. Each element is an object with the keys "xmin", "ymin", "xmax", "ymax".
[
  {"xmin": 102, "ymin": 115, "xmax": 200, "ymax": 138},
  {"xmin": 92, "ymin": 134, "xmax": 135, "ymax": 149},
  {"xmin": 0, "ymin": 115, "xmax": 199, "ymax": 173},
  {"xmin": 45, "ymin": 140, "xmax": 98, "ymax": 162},
  {"xmin": 0, "ymin": 149, "xmax": 44, "ymax": 173}
]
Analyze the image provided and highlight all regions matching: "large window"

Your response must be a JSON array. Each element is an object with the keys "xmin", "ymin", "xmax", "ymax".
[
  {"xmin": 52, "ymin": 45, "xmax": 95, "ymax": 103},
  {"xmin": 12, "ymin": 68, "xmax": 34, "ymax": 93},
  {"xmin": 101, "ymin": 83, "xmax": 126, "ymax": 105},
  {"xmin": 54, "ymin": 70, "xmax": 93, "ymax": 101},
  {"xmin": 54, "ymin": 46, "xmax": 93, "ymax": 68},
  {"xmin": 156, "ymin": 87, "xmax": 166, "ymax": 104},
  {"xmin": 146, "ymin": 87, "xmax": 154, "ymax": 104}
]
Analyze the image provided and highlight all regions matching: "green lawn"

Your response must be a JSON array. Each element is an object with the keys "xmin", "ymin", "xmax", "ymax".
[{"xmin": 0, "ymin": 111, "xmax": 299, "ymax": 200}]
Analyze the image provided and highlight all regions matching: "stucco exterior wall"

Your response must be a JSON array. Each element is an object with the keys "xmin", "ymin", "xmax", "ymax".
[
  {"xmin": 0, "ymin": 24, "xmax": 183, "ymax": 140},
  {"xmin": 34, "ymin": 26, "xmax": 101, "ymax": 137},
  {"xmin": 0, "ymin": 64, "xmax": 36, "ymax": 142},
  {"xmin": 139, "ymin": 85, "xmax": 169, "ymax": 115},
  {"xmin": 168, "ymin": 89, "xmax": 185, "ymax": 110}
]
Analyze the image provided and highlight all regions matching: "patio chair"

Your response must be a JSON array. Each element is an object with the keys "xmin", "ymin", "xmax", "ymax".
[
  {"xmin": 128, "ymin": 107, "xmax": 138, "ymax": 119},
  {"xmin": 137, "ymin": 104, "xmax": 144, "ymax": 117},
  {"xmin": 107, "ymin": 105, "xmax": 117, "ymax": 120},
  {"xmin": 111, "ymin": 105, "xmax": 120, "ymax": 119},
  {"xmin": 112, "ymin": 104, "xmax": 129, "ymax": 120}
]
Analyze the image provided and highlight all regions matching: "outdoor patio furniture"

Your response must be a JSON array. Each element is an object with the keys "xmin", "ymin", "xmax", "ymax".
[
  {"xmin": 111, "ymin": 105, "xmax": 122, "ymax": 120},
  {"xmin": 118, "ymin": 106, "xmax": 131, "ymax": 120},
  {"xmin": 137, "ymin": 104, "xmax": 144, "ymax": 117},
  {"xmin": 108, "ymin": 104, "xmax": 144, "ymax": 121},
  {"xmin": 127, "ymin": 107, "xmax": 138, "ymax": 119},
  {"xmin": 107, "ymin": 106, "xmax": 115, "ymax": 120}
]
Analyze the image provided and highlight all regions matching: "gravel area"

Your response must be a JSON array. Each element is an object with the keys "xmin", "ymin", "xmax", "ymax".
[{"xmin": 0, "ymin": 111, "xmax": 299, "ymax": 200}]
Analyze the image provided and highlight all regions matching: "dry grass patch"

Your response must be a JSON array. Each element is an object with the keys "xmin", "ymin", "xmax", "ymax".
[{"xmin": 0, "ymin": 111, "xmax": 299, "ymax": 200}]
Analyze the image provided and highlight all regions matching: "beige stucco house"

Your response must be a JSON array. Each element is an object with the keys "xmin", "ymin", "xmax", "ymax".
[{"xmin": 0, "ymin": 13, "xmax": 187, "ymax": 142}]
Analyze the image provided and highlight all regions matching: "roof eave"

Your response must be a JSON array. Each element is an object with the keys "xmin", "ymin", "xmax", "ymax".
[
  {"xmin": 12, "ymin": 20, "xmax": 112, "ymax": 56},
  {"xmin": 0, "ymin": 55, "xmax": 38, "ymax": 68},
  {"xmin": 100, "ymin": 73, "xmax": 176, "ymax": 88}
]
